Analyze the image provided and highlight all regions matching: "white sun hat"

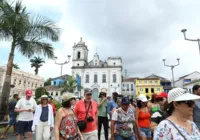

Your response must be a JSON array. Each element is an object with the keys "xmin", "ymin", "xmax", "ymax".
[
  {"xmin": 137, "ymin": 94, "xmax": 148, "ymax": 102},
  {"xmin": 168, "ymin": 88, "xmax": 200, "ymax": 103}
]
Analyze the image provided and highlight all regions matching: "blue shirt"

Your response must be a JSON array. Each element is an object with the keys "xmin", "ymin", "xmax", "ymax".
[
  {"xmin": 107, "ymin": 99, "xmax": 117, "ymax": 116},
  {"xmin": 40, "ymin": 106, "xmax": 49, "ymax": 122}
]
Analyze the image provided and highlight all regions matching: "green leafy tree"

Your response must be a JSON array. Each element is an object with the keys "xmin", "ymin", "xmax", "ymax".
[
  {"xmin": 30, "ymin": 56, "xmax": 45, "ymax": 75},
  {"xmin": 35, "ymin": 87, "xmax": 49, "ymax": 101},
  {"xmin": 0, "ymin": 0, "xmax": 59, "ymax": 121},
  {"xmin": 12, "ymin": 63, "xmax": 20, "ymax": 69},
  {"xmin": 61, "ymin": 76, "xmax": 82, "ymax": 93},
  {"xmin": 44, "ymin": 78, "xmax": 52, "ymax": 86}
]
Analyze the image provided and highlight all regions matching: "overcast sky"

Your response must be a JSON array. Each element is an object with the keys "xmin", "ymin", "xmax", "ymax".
[{"xmin": 1, "ymin": 0, "xmax": 200, "ymax": 80}]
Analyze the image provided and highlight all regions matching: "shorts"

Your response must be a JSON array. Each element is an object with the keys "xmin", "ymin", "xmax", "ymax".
[
  {"xmin": 8, "ymin": 113, "xmax": 17, "ymax": 126},
  {"xmin": 17, "ymin": 121, "xmax": 33, "ymax": 135},
  {"xmin": 139, "ymin": 127, "xmax": 151, "ymax": 138}
]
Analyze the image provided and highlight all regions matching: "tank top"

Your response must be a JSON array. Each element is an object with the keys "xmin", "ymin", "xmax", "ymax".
[
  {"xmin": 59, "ymin": 109, "xmax": 79, "ymax": 140},
  {"xmin": 138, "ymin": 108, "xmax": 151, "ymax": 128}
]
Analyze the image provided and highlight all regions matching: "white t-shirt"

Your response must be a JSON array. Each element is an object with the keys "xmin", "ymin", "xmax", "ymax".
[{"xmin": 15, "ymin": 97, "xmax": 37, "ymax": 121}]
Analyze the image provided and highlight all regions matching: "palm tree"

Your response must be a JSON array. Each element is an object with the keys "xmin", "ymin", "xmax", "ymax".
[
  {"xmin": 0, "ymin": 1, "xmax": 59, "ymax": 121},
  {"xmin": 12, "ymin": 63, "xmax": 20, "ymax": 69},
  {"xmin": 61, "ymin": 76, "xmax": 82, "ymax": 93},
  {"xmin": 30, "ymin": 56, "xmax": 45, "ymax": 75}
]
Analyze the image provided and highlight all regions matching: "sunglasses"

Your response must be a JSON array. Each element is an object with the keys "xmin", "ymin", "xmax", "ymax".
[
  {"xmin": 156, "ymin": 98, "xmax": 164, "ymax": 102},
  {"xmin": 176, "ymin": 100, "xmax": 195, "ymax": 107},
  {"xmin": 86, "ymin": 94, "xmax": 92, "ymax": 96}
]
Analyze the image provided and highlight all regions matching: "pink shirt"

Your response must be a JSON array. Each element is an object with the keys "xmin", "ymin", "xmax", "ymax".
[{"xmin": 74, "ymin": 100, "xmax": 98, "ymax": 133}]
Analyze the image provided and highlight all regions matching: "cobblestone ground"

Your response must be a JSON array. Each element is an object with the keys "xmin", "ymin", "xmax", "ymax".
[{"xmin": 2, "ymin": 128, "xmax": 110, "ymax": 140}]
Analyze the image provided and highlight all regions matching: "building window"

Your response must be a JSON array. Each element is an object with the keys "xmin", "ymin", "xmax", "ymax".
[
  {"xmin": 155, "ymin": 80, "xmax": 158, "ymax": 84},
  {"xmin": 144, "ymin": 80, "xmax": 147, "ymax": 84},
  {"xmin": 102, "ymin": 74, "xmax": 106, "ymax": 83},
  {"xmin": 127, "ymin": 84, "xmax": 129, "ymax": 91},
  {"xmin": 85, "ymin": 74, "xmax": 89, "ymax": 83},
  {"xmin": 113, "ymin": 62, "xmax": 116, "ymax": 65},
  {"xmin": 54, "ymin": 81, "xmax": 56, "ymax": 86},
  {"xmin": 145, "ymin": 88, "xmax": 149, "ymax": 93},
  {"xmin": 51, "ymin": 92, "xmax": 53, "ymax": 95},
  {"xmin": 140, "ymin": 88, "xmax": 143, "ymax": 92},
  {"xmin": 77, "ymin": 64, "xmax": 79, "ymax": 66},
  {"xmin": 31, "ymin": 83, "xmax": 33, "ymax": 87},
  {"xmin": 113, "ymin": 74, "xmax": 117, "ymax": 83},
  {"xmin": 94, "ymin": 74, "xmax": 98, "ymax": 83},
  {"xmin": 56, "ymin": 92, "xmax": 58, "ymax": 96},
  {"xmin": 150, "ymin": 81, "xmax": 152, "ymax": 84},
  {"xmin": 151, "ymin": 88, "xmax": 154, "ymax": 93},
  {"xmin": 123, "ymin": 84, "xmax": 125, "ymax": 87},
  {"xmin": 77, "ymin": 52, "xmax": 81, "ymax": 59},
  {"xmin": 35, "ymin": 84, "xmax": 37, "ymax": 88},
  {"xmin": 157, "ymin": 88, "xmax": 160, "ymax": 92},
  {"xmin": 139, "ymin": 80, "xmax": 142, "ymax": 84},
  {"xmin": 18, "ymin": 80, "xmax": 21, "ymax": 85},
  {"xmin": 131, "ymin": 84, "xmax": 133, "ymax": 91}
]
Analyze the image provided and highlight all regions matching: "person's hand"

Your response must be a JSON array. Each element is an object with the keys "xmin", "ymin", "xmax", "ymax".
[
  {"xmin": 103, "ymin": 97, "xmax": 107, "ymax": 101},
  {"xmin": 27, "ymin": 109, "xmax": 33, "ymax": 112}
]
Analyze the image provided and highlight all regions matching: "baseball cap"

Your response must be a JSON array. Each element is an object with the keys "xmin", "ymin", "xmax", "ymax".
[
  {"xmin": 25, "ymin": 90, "xmax": 32, "ymax": 96},
  {"xmin": 122, "ymin": 97, "xmax": 130, "ymax": 104},
  {"xmin": 62, "ymin": 93, "xmax": 76, "ymax": 102},
  {"xmin": 84, "ymin": 88, "xmax": 92, "ymax": 95},
  {"xmin": 168, "ymin": 88, "xmax": 200, "ymax": 103},
  {"xmin": 156, "ymin": 92, "xmax": 168, "ymax": 99},
  {"xmin": 137, "ymin": 94, "xmax": 148, "ymax": 102}
]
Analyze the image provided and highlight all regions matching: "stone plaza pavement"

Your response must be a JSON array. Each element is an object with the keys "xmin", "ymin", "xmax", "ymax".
[{"xmin": 2, "ymin": 128, "xmax": 110, "ymax": 140}]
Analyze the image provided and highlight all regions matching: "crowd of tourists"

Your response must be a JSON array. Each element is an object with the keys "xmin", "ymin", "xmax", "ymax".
[{"xmin": 1, "ymin": 85, "xmax": 200, "ymax": 140}]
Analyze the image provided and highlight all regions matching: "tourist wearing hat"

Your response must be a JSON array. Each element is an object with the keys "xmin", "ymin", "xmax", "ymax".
[
  {"xmin": 54, "ymin": 93, "xmax": 83, "ymax": 140},
  {"xmin": 97, "ymin": 88, "xmax": 109, "ymax": 140},
  {"xmin": 150, "ymin": 92, "xmax": 168, "ymax": 133},
  {"xmin": 74, "ymin": 89, "xmax": 98, "ymax": 140},
  {"xmin": 153, "ymin": 88, "xmax": 200, "ymax": 139},
  {"xmin": 32, "ymin": 95, "xmax": 54, "ymax": 140},
  {"xmin": 192, "ymin": 85, "xmax": 200, "ymax": 130},
  {"xmin": 111, "ymin": 97, "xmax": 140, "ymax": 140},
  {"xmin": 135, "ymin": 94, "xmax": 151, "ymax": 140},
  {"xmin": 15, "ymin": 89, "xmax": 37, "ymax": 140}
]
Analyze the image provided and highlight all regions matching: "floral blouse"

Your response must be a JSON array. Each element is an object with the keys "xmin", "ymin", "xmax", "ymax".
[{"xmin": 153, "ymin": 120, "xmax": 200, "ymax": 140}]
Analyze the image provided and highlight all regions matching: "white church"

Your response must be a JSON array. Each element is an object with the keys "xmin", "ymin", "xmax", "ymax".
[{"xmin": 71, "ymin": 38, "xmax": 123, "ymax": 101}]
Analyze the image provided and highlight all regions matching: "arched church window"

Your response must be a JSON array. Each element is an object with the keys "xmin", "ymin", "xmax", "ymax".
[
  {"xmin": 102, "ymin": 74, "xmax": 106, "ymax": 83},
  {"xmin": 113, "ymin": 74, "xmax": 117, "ymax": 83},
  {"xmin": 94, "ymin": 74, "xmax": 98, "ymax": 83},
  {"xmin": 85, "ymin": 74, "xmax": 89, "ymax": 83},
  {"xmin": 77, "ymin": 52, "xmax": 81, "ymax": 59}
]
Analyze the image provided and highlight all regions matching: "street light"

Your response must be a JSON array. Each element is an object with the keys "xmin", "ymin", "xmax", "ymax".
[
  {"xmin": 162, "ymin": 58, "xmax": 180, "ymax": 87},
  {"xmin": 111, "ymin": 84, "xmax": 120, "ymax": 92},
  {"xmin": 181, "ymin": 29, "xmax": 200, "ymax": 55},
  {"xmin": 54, "ymin": 55, "xmax": 71, "ymax": 76}
]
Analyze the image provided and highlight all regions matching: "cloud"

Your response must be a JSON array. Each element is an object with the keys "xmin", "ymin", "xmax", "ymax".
[{"xmin": 2, "ymin": 0, "xmax": 200, "ymax": 81}]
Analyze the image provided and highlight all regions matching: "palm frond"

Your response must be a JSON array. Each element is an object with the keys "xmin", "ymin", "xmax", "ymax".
[
  {"xmin": 28, "ymin": 15, "xmax": 59, "ymax": 41},
  {"xmin": 18, "ymin": 40, "xmax": 54, "ymax": 58}
]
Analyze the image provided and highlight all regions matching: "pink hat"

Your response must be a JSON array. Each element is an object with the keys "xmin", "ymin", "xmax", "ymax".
[{"xmin": 25, "ymin": 90, "xmax": 32, "ymax": 96}]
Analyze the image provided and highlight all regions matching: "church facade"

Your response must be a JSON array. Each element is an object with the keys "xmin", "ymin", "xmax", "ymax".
[{"xmin": 71, "ymin": 38, "xmax": 122, "ymax": 101}]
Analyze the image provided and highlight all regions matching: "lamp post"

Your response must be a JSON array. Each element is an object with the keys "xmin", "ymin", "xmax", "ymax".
[
  {"xmin": 181, "ymin": 29, "xmax": 200, "ymax": 55},
  {"xmin": 111, "ymin": 84, "xmax": 120, "ymax": 92},
  {"xmin": 162, "ymin": 58, "xmax": 180, "ymax": 87},
  {"xmin": 54, "ymin": 55, "xmax": 71, "ymax": 76}
]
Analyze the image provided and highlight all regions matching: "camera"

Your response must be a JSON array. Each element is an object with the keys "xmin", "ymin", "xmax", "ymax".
[{"xmin": 87, "ymin": 116, "xmax": 94, "ymax": 122}]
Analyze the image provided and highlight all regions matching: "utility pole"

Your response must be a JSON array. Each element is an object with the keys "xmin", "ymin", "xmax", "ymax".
[
  {"xmin": 54, "ymin": 55, "xmax": 71, "ymax": 76},
  {"xmin": 162, "ymin": 59, "xmax": 180, "ymax": 87},
  {"xmin": 181, "ymin": 29, "xmax": 200, "ymax": 55}
]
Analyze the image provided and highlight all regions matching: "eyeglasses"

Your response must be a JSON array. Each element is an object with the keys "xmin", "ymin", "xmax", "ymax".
[{"xmin": 177, "ymin": 100, "xmax": 195, "ymax": 107}]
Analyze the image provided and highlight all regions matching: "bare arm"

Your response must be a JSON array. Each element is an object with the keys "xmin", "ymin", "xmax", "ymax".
[
  {"xmin": 150, "ymin": 121, "xmax": 158, "ymax": 132},
  {"xmin": 54, "ymin": 109, "xmax": 63, "ymax": 140},
  {"xmin": 111, "ymin": 120, "xmax": 115, "ymax": 140},
  {"xmin": 14, "ymin": 108, "xmax": 27, "ymax": 113},
  {"xmin": 98, "ymin": 98, "xmax": 106, "ymax": 107}
]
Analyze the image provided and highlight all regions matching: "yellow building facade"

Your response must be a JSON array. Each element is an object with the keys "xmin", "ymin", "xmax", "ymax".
[{"xmin": 136, "ymin": 78, "xmax": 163, "ymax": 97}]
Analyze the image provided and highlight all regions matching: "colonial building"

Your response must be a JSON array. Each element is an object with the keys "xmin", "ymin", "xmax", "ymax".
[
  {"xmin": 135, "ymin": 78, "xmax": 163, "ymax": 97},
  {"xmin": 175, "ymin": 71, "xmax": 200, "ymax": 88},
  {"xmin": 122, "ymin": 77, "xmax": 138, "ymax": 97},
  {"xmin": 71, "ymin": 38, "xmax": 122, "ymax": 101},
  {"xmin": 0, "ymin": 66, "xmax": 44, "ymax": 98},
  {"xmin": 145, "ymin": 74, "xmax": 172, "ymax": 93}
]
